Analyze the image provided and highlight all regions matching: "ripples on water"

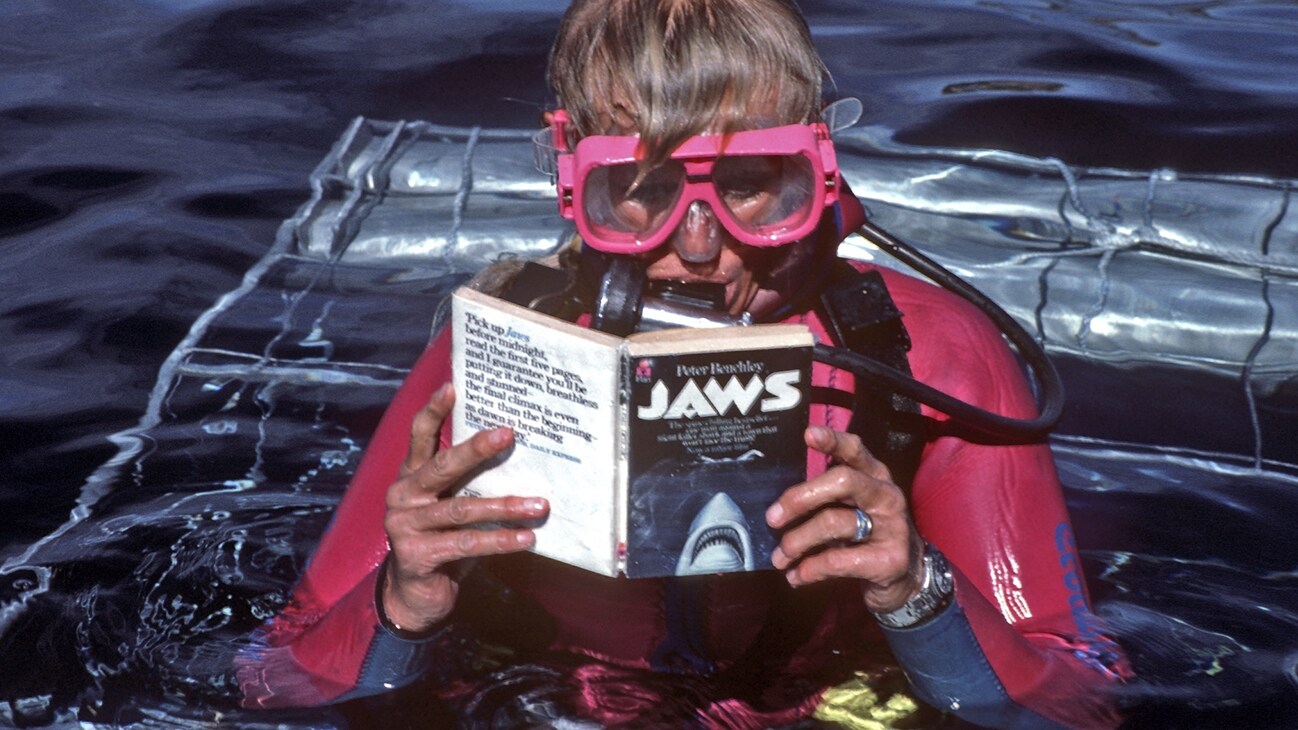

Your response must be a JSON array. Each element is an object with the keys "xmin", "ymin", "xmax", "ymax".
[{"xmin": 2, "ymin": 0, "xmax": 1297, "ymax": 727}]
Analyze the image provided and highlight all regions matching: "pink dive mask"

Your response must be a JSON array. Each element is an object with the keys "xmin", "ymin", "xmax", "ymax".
[{"xmin": 549, "ymin": 109, "xmax": 843, "ymax": 254}]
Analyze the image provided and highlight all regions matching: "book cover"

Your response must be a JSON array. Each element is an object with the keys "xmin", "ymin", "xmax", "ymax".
[
  {"xmin": 450, "ymin": 286, "xmax": 811, "ymax": 578},
  {"xmin": 622, "ymin": 339, "xmax": 811, "ymax": 577}
]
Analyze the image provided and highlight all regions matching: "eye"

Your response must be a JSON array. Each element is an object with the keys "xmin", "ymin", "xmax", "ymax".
[
  {"xmin": 714, "ymin": 156, "xmax": 782, "ymax": 202},
  {"xmin": 611, "ymin": 163, "xmax": 682, "ymax": 209}
]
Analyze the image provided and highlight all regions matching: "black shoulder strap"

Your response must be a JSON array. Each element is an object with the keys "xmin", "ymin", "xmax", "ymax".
[{"xmin": 819, "ymin": 263, "xmax": 928, "ymax": 491}]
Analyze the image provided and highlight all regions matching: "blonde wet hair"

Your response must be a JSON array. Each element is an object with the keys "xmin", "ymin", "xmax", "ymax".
[{"xmin": 548, "ymin": 0, "xmax": 828, "ymax": 167}]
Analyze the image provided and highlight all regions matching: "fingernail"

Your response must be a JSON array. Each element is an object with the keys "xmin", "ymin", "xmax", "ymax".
[
  {"xmin": 785, "ymin": 569, "xmax": 801, "ymax": 587},
  {"xmin": 515, "ymin": 530, "xmax": 535, "ymax": 546},
  {"xmin": 487, "ymin": 428, "xmax": 512, "ymax": 448},
  {"xmin": 771, "ymin": 547, "xmax": 787, "ymax": 569},
  {"xmin": 524, "ymin": 498, "xmax": 547, "ymax": 513},
  {"xmin": 434, "ymin": 382, "xmax": 453, "ymax": 403},
  {"xmin": 766, "ymin": 503, "xmax": 784, "ymax": 526}
]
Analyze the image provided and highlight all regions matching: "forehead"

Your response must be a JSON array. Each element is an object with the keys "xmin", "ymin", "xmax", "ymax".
[{"xmin": 596, "ymin": 94, "xmax": 791, "ymax": 137}]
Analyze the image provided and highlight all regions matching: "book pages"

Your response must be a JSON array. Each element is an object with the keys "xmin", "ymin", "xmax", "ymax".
[{"xmin": 451, "ymin": 288, "xmax": 623, "ymax": 575}]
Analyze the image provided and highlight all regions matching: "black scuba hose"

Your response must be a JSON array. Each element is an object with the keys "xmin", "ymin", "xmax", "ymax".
[
  {"xmin": 815, "ymin": 220, "xmax": 1065, "ymax": 444},
  {"xmin": 579, "ymin": 221, "xmax": 1065, "ymax": 442}
]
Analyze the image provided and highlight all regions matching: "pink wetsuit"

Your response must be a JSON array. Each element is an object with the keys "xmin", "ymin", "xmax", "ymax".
[{"xmin": 239, "ymin": 262, "xmax": 1129, "ymax": 728}]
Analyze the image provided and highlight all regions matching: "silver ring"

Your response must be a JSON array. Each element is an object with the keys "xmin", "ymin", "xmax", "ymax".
[{"xmin": 851, "ymin": 508, "xmax": 873, "ymax": 543}]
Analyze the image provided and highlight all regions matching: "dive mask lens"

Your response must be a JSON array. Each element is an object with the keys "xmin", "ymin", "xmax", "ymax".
[
  {"xmin": 581, "ymin": 160, "xmax": 686, "ymax": 247},
  {"xmin": 712, "ymin": 153, "xmax": 818, "ymax": 244}
]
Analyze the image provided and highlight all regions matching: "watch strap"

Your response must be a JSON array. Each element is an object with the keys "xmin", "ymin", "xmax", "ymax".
[{"xmin": 871, "ymin": 542, "xmax": 954, "ymax": 629}]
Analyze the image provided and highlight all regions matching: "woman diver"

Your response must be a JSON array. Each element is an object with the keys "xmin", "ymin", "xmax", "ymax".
[{"xmin": 239, "ymin": 1, "xmax": 1130, "ymax": 726}]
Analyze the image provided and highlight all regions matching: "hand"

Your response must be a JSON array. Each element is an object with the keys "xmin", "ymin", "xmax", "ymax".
[
  {"xmin": 381, "ymin": 382, "xmax": 549, "ymax": 632},
  {"xmin": 766, "ymin": 426, "xmax": 925, "ymax": 613}
]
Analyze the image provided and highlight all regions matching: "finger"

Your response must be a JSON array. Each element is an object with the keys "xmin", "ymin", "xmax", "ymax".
[
  {"xmin": 766, "ymin": 463, "xmax": 879, "ymax": 530},
  {"xmin": 389, "ymin": 523, "xmax": 539, "ymax": 581},
  {"xmin": 409, "ymin": 426, "xmax": 515, "ymax": 497},
  {"xmin": 392, "ymin": 495, "xmax": 549, "ymax": 534},
  {"xmin": 783, "ymin": 537, "xmax": 912, "ymax": 589},
  {"xmin": 391, "ymin": 524, "xmax": 537, "ymax": 568},
  {"xmin": 767, "ymin": 430, "xmax": 902, "ymax": 532},
  {"xmin": 421, "ymin": 525, "xmax": 538, "ymax": 565},
  {"xmin": 770, "ymin": 505, "xmax": 868, "ymax": 568},
  {"xmin": 805, "ymin": 426, "xmax": 890, "ymax": 481},
  {"xmin": 404, "ymin": 383, "xmax": 455, "ymax": 476}
]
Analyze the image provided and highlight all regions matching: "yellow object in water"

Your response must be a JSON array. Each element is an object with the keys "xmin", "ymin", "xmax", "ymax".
[{"xmin": 814, "ymin": 672, "xmax": 920, "ymax": 729}]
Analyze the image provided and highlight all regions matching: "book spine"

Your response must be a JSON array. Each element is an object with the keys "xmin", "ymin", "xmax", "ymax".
[{"xmin": 615, "ymin": 345, "xmax": 631, "ymax": 577}]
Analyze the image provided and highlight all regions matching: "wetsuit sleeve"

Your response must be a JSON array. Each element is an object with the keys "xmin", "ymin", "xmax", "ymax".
[
  {"xmin": 238, "ymin": 329, "xmax": 456, "ymax": 707},
  {"xmin": 877, "ymin": 269, "xmax": 1130, "ymax": 729}
]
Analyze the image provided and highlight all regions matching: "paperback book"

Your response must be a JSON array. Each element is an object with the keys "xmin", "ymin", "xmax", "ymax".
[{"xmin": 450, "ymin": 286, "xmax": 812, "ymax": 578}]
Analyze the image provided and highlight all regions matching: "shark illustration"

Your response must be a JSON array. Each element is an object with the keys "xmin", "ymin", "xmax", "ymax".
[{"xmin": 675, "ymin": 491, "xmax": 755, "ymax": 575}]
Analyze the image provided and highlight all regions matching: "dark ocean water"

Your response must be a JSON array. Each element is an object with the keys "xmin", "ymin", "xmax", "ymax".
[{"xmin": 2, "ymin": 0, "xmax": 1297, "ymax": 727}]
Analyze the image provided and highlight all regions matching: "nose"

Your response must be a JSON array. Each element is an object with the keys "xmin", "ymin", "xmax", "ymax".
[{"xmin": 670, "ymin": 200, "xmax": 724, "ymax": 263}]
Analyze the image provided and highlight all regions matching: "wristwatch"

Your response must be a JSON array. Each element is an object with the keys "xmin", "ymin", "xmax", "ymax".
[{"xmin": 871, "ymin": 542, "xmax": 954, "ymax": 629}]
